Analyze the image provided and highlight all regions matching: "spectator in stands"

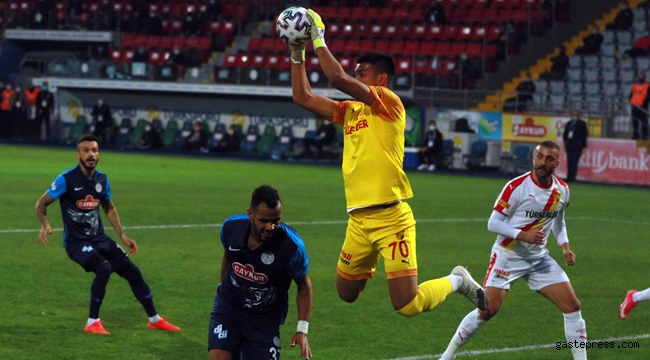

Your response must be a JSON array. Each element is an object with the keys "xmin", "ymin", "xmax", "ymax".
[
  {"xmin": 139, "ymin": 121, "xmax": 163, "ymax": 150},
  {"xmin": 91, "ymin": 97, "xmax": 113, "ymax": 145},
  {"xmin": 132, "ymin": 47, "xmax": 149, "ymax": 63},
  {"xmin": 167, "ymin": 47, "xmax": 187, "ymax": 80},
  {"xmin": 606, "ymin": 2, "xmax": 634, "ymax": 31},
  {"xmin": 206, "ymin": 0, "xmax": 223, "ymax": 21},
  {"xmin": 539, "ymin": 46, "xmax": 569, "ymax": 80},
  {"xmin": 10, "ymin": 83, "xmax": 28, "ymax": 140},
  {"xmin": 0, "ymin": 83, "xmax": 15, "ymax": 139},
  {"xmin": 563, "ymin": 110, "xmax": 588, "ymax": 182},
  {"xmin": 616, "ymin": 29, "xmax": 650, "ymax": 59},
  {"xmin": 144, "ymin": 10, "xmax": 163, "ymax": 36},
  {"xmin": 417, "ymin": 120, "xmax": 444, "ymax": 172},
  {"xmin": 302, "ymin": 118, "xmax": 337, "ymax": 160},
  {"xmin": 98, "ymin": 0, "xmax": 117, "ymax": 31},
  {"xmin": 183, "ymin": 121, "xmax": 208, "ymax": 151},
  {"xmin": 425, "ymin": 3, "xmax": 447, "ymax": 25},
  {"xmin": 24, "ymin": 84, "xmax": 40, "ymax": 137},
  {"xmin": 182, "ymin": 13, "xmax": 201, "ymax": 36},
  {"xmin": 497, "ymin": 20, "xmax": 519, "ymax": 59},
  {"xmin": 575, "ymin": 25, "xmax": 604, "ymax": 55},
  {"xmin": 629, "ymin": 72, "xmax": 650, "ymax": 140},
  {"xmin": 503, "ymin": 72, "xmax": 536, "ymax": 112},
  {"xmin": 213, "ymin": 124, "xmax": 241, "ymax": 153},
  {"xmin": 35, "ymin": 81, "xmax": 54, "ymax": 140}
]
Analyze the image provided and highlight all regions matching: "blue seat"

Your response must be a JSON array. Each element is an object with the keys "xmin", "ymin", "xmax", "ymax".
[
  {"xmin": 241, "ymin": 124, "xmax": 260, "ymax": 154},
  {"xmin": 271, "ymin": 126, "xmax": 294, "ymax": 160},
  {"xmin": 208, "ymin": 123, "xmax": 227, "ymax": 151},
  {"xmin": 502, "ymin": 145, "xmax": 532, "ymax": 174},
  {"xmin": 437, "ymin": 139, "xmax": 455, "ymax": 169},
  {"xmin": 114, "ymin": 118, "xmax": 132, "ymax": 146},
  {"xmin": 463, "ymin": 140, "xmax": 488, "ymax": 170}
]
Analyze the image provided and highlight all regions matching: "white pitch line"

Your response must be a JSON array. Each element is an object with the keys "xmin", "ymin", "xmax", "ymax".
[
  {"xmin": 2, "ymin": 216, "xmax": 649, "ymax": 234},
  {"xmin": 383, "ymin": 333, "xmax": 650, "ymax": 360}
]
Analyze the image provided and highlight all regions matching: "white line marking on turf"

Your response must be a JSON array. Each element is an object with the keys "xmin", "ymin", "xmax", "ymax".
[
  {"xmin": 382, "ymin": 334, "xmax": 650, "ymax": 360},
  {"xmin": 3, "ymin": 216, "xmax": 650, "ymax": 234}
]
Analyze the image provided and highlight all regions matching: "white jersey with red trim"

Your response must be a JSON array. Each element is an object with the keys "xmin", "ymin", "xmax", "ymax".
[{"xmin": 492, "ymin": 171, "xmax": 570, "ymax": 258}]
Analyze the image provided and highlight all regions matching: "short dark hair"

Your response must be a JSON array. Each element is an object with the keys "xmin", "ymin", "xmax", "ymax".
[
  {"xmin": 356, "ymin": 52, "xmax": 395, "ymax": 87},
  {"xmin": 539, "ymin": 140, "xmax": 560, "ymax": 151},
  {"xmin": 250, "ymin": 185, "xmax": 281, "ymax": 210},
  {"xmin": 77, "ymin": 134, "xmax": 98, "ymax": 146}
]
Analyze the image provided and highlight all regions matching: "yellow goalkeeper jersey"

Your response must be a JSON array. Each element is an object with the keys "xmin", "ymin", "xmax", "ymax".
[{"xmin": 332, "ymin": 85, "xmax": 413, "ymax": 209}]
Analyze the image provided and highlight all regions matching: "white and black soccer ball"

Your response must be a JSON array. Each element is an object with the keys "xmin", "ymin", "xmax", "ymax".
[{"xmin": 276, "ymin": 6, "xmax": 311, "ymax": 48}]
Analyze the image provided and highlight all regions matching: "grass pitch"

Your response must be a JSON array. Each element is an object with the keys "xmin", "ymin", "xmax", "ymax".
[{"xmin": 1, "ymin": 143, "xmax": 649, "ymax": 360}]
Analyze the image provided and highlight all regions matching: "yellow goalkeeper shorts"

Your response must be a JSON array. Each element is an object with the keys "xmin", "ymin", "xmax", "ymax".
[{"xmin": 337, "ymin": 201, "xmax": 418, "ymax": 280}]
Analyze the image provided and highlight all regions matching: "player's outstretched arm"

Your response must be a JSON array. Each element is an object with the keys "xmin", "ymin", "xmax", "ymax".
[
  {"xmin": 290, "ymin": 41, "xmax": 335, "ymax": 119},
  {"xmin": 35, "ymin": 192, "xmax": 55, "ymax": 245},
  {"xmin": 291, "ymin": 274, "xmax": 313, "ymax": 359},
  {"xmin": 102, "ymin": 200, "xmax": 138, "ymax": 254},
  {"xmin": 306, "ymin": 9, "xmax": 376, "ymax": 105}
]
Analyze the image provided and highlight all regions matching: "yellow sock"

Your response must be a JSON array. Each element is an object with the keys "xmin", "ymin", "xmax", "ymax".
[{"xmin": 397, "ymin": 278, "xmax": 453, "ymax": 317}]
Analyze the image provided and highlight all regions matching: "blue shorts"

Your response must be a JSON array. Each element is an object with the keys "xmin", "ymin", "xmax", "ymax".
[
  {"xmin": 66, "ymin": 237, "xmax": 129, "ymax": 272},
  {"xmin": 208, "ymin": 295, "xmax": 281, "ymax": 360}
]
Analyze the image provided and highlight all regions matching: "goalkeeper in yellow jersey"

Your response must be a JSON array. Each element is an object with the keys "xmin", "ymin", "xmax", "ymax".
[{"xmin": 289, "ymin": 9, "xmax": 488, "ymax": 318}]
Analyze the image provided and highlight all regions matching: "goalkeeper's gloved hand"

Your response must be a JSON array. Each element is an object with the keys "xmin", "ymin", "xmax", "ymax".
[
  {"xmin": 306, "ymin": 9, "xmax": 326, "ymax": 49},
  {"xmin": 289, "ymin": 41, "xmax": 305, "ymax": 64}
]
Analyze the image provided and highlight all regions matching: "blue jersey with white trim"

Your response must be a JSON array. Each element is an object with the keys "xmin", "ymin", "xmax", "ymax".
[
  {"xmin": 216, "ymin": 214, "xmax": 309, "ymax": 324},
  {"xmin": 46, "ymin": 165, "xmax": 111, "ymax": 246}
]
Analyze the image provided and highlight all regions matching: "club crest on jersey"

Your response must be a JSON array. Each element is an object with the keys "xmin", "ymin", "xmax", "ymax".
[
  {"xmin": 76, "ymin": 195, "xmax": 100, "ymax": 209},
  {"xmin": 261, "ymin": 251, "xmax": 275, "ymax": 265},
  {"xmin": 232, "ymin": 262, "xmax": 268, "ymax": 284},
  {"xmin": 95, "ymin": 183, "xmax": 102, "ymax": 193}
]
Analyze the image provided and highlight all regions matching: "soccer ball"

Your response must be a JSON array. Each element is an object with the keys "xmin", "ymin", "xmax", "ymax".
[{"xmin": 276, "ymin": 7, "xmax": 311, "ymax": 48}]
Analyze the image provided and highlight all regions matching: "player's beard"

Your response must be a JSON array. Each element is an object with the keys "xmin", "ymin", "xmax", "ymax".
[
  {"xmin": 535, "ymin": 165, "xmax": 554, "ymax": 183},
  {"xmin": 80, "ymin": 157, "xmax": 99, "ymax": 171}
]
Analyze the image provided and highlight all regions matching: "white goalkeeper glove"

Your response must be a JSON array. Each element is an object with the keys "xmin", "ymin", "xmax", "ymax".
[
  {"xmin": 306, "ymin": 9, "xmax": 326, "ymax": 49},
  {"xmin": 289, "ymin": 42, "xmax": 305, "ymax": 64}
]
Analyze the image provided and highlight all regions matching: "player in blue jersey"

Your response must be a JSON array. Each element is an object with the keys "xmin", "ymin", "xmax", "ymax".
[
  {"xmin": 209, "ymin": 185, "xmax": 313, "ymax": 360},
  {"xmin": 35, "ymin": 134, "xmax": 180, "ymax": 335}
]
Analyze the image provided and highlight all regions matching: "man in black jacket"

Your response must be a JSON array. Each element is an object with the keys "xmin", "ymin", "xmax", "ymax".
[
  {"xmin": 417, "ymin": 120, "xmax": 444, "ymax": 171},
  {"xmin": 91, "ymin": 98, "xmax": 113, "ymax": 145},
  {"xmin": 563, "ymin": 110, "xmax": 588, "ymax": 182},
  {"xmin": 575, "ymin": 25, "xmax": 604, "ymax": 55}
]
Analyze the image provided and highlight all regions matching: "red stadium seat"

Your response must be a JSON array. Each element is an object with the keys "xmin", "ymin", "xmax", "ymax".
[
  {"xmin": 344, "ymin": 39, "xmax": 361, "ymax": 54},
  {"xmin": 368, "ymin": 24, "xmax": 383, "ymax": 39},
  {"xmin": 247, "ymin": 38, "xmax": 262, "ymax": 52},
  {"xmin": 434, "ymin": 41, "xmax": 451, "ymax": 56},
  {"xmin": 448, "ymin": 8, "xmax": 468, "ymax": 23},
  {"xmin": 482, "ymin": 8, "xmax": 500, "ymax": 23},
  {"xmin": 339, "ymin": 57, "xmax": 355, "ymax": 72},
  {"xmin": 328, "ymin": 23, "xmax": 341, "ymax": 38},
  {"xmin": 465, "ymin": 43, "xmax": 483, "ymax": 58},
  {"xmin": 222, "ymin": 53, "xmax": 239, "ymax": 68},
  {"xmin": 121, "ymin": 34, "xmax": 136, "ymax": 47},
  {"xmin": 403, "ymin": 40, "xmax": 420, "ymax": 56},
  {"xmin": 360, "ymin": 39, "xmax": 375, "ymax": 52},
  {"xmin": 458, "ymin": 26, "xmax": 474, "ymax": 42},
  {"xmin": 350, "ymin": 7, "xmax": 365, "ymax": 22},
  {"xmin": 353, "ymin": 23, "xmax": 370, "ymax": 38},
  {"xmin": 375, "ymin": 40, "xmax": 391, "ymax": 54},
  {"xmin": 440, "ymin": 25, "xmax": 458, "ymax": 40},
  {"xmin": 148, "ymin": 50, "xmax": 166, "ymax": 65},
  {"xmin": 277, "ymin": 55, "xmax": 292, "ymax": 70},
  {"xmin": 264, "ymin": 55, "xmax": 280, "ymax": 69},
  {"xmin": 259, "ymin": 37, "xmax": 276, "ymax": 53},
  {"xmin": 110, "ymin": 48, "xmax": 123, "ymax": 63},
  {"xmin": 411, "ymin": 25, "xmax": 427, "ymax": 40},
  {"xmin": 205, "ymin": 21, "xmax": 221, "ymax": 34},
  {"xmin": 386, "ymin": 40, "xmax": 404, "ymax": 55},
  {"xmin": 249, "ymin": 54, "xmax": 266, "ymax": 68},
  {"xmin": 198, "ymin": 37, "xmax": 211, "ymax": 50},
  {"xmin": 146, "ymin": 35, "xmax": 160, "ymax": 49},
  {"xmin": 305, "ymin": 56, "xmax": 321, "ymax": 70},
  {"xmin": 448, "ymin": 42, "xmax": 467, "ymax": 57},
  {"xmin": 122, "ymin": 49, "xmax": 135, "ymax": 63},
  {"xmin": 465, "ymin": 9, "xmax": 484, "ymax": 23},
  {"xmin": 159, "ymin": 36, "xmax": 173, "ymax": 49},
  {"xmin": 492, "ymin": 0, "xmax": 508, "ymax": 8},
  {"xmin": 329, "ymin": 38, "xmax": 346, "ymax": 54},
  {"xmin": 419, "ymin": 41, "xmax": 437, "ymax": 56},
  {"xmin": 340, "ymin": 24, "xmax": 355, "ymax": 38},
  {"xmin": 425, "ymin": 25, "xmax": 443, "ymax": 40},
  {"xmin": 395, "ymin": 58, "xmax": 413, "ymax": 74},
  {"xmin": 382, "ymin": 25, "xmax": 398, "ymax": 39},
  {"xmin": 472, "ymin": 26, "xmax": 489, "ymax": 42}
]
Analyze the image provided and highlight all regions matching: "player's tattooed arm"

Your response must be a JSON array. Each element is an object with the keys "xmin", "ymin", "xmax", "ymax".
[{"xmin": 35, "ymin": 192, "xmax": 55, "ymax": 244}]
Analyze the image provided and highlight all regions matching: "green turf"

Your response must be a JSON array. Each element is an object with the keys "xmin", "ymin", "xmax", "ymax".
[{"xmin": 1, "ymin": 143, "xmax": 649, "ymax": 360}]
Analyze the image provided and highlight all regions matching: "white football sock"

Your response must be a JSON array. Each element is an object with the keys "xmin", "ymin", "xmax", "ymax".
[
  {"xmin": 632, "ymin": 288, "xmax": 650, "ymax": 303},
  {"xmin": 563, "ymin": 310, "xmax": 587, "ymax": 360},
  {"xmin": 87, "ymin": 318, "xmax": 99, "ymax": 326},
  {"xmin": 440, "ymin": 308, "xmax": 486, "ymax": 360},
  {"xmin": 446, "ymin": 274, "xmax": 463, "ymax": 293},
  {"xmin": 148, "ymin": 315, "xmax": 161, "ymax": 323}
]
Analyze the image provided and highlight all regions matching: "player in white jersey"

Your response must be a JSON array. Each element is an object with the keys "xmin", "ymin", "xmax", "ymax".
[{"xmin": 440, "ymin": 141, "xmax": 588, "ymax": 360}]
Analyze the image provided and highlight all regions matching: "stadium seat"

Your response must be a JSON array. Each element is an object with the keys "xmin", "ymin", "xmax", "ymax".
[
  {"xmin": 207, "ymin": 122, "xmax": 227, "ymax": 151},
  {"xmin": 128, "ymin": 119, "xmax": 148, "ymax": 146},
  {"xmin": 64, "ymin": 115, "xmax": 90, "ymax": 144},
  {"xmin": 114, "ymin": 118, "xmax": 133, "ymax": 147},
  {"xmin": 501, "ymin": 144, "xmax": 532, "ymax": 174},
  {"xmin": 256, "ymin": 125, "xmax": 277, "ymax": 156},
  {"xmin": 270, "ymin": 126, "xmax": 294, "ymax": 160},
  {"xmin": 241, "ymin": 124, "xmax": 260, "ymax": 155},
  {"xmin": 463, "ymin": 140, "xmax": 488, "ymax": 170},
  {"xmin": 173, "ymin": 120, "xmax": 193, "ymax": 149}
]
